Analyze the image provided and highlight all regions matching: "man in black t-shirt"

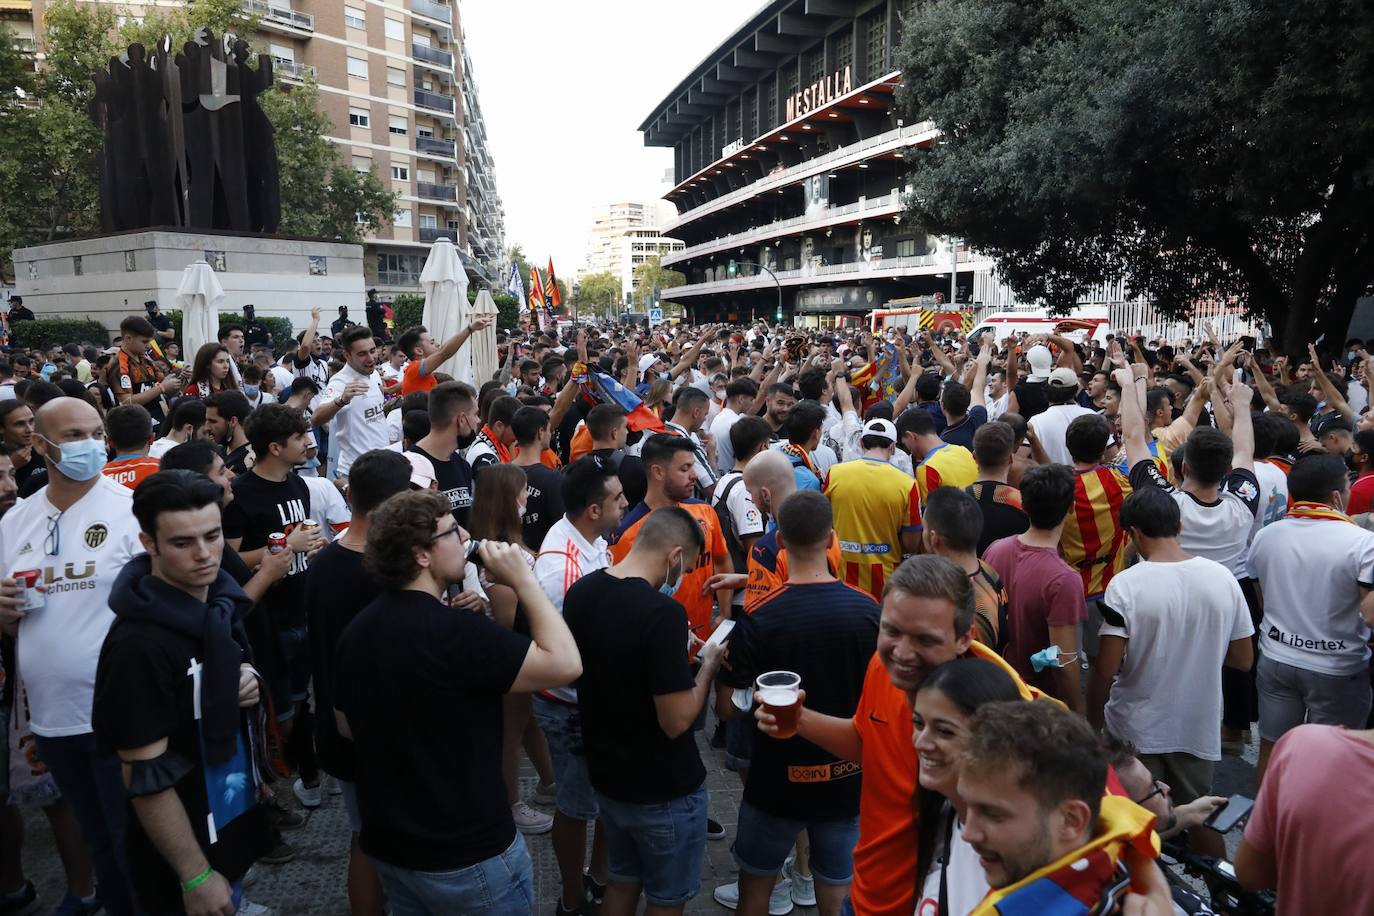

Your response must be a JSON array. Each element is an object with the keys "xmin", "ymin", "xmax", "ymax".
[
  {"xmin": 409, "ymin": 380, "xmax": 478, "ymax": 527},
  {"xmin": 205, "ymin": 390, "xmax": 252, "ymax": 476},
  {"xmin": 334, "ymin": 491, "xmax": 582, "ymax": 913},
  {"xmin": 586, "ymin": 403, "xmax": 648, "ymax": 509},
  {"xmin": 511, "ymin": 406, "xmax": 565, "ymax": 549},
  {"xmin": 564, "ymin": 507, "xmax": 725, "ymax": 914},
  {"xmin": 304, "ymin": 449, "xmax": 411, "ymax": 916},
  {"xmin": 715, "ymin": 491, "xmax": 879, "ymax": 914},
  {"xmin": 94, "ymin": 471, "xmax": 271, "ymax": 915},
  {"xmin": 220, "ymin": 405, "xmax": 324, "ymax": 806},
  {"xmin": 966, "ymin": 421, "xmax": 1030, "ymax": 556}
]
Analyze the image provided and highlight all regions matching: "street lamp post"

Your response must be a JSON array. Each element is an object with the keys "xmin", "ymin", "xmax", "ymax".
[{"xmin": 730, "ymin": 260, "xmax": 782, "ymax": 326}]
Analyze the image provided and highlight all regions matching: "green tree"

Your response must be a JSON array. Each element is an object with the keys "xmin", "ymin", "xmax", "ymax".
[
  {"xmin": 577, "ymin": 271, "xmax": 621, "ymax": 320},
  {"xmin": 632, "ymin": 254, "xmax": 686, "ymax": 310},
  {"xmin": 895, "ymin": 0, "xmax": 1374, "ymax": 352},
  {"xmin": 257, "ymin": 74, "xmax": 397, "ymax": 242},
  {"xmin": 118, "ymin": 0, "xmax": 259, "ymax": 56}
]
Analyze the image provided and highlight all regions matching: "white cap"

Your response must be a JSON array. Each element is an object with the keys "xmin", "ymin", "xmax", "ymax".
[
  {"xmin": 1026, "ymin": 345, "xmax": 1054, "ymax": 382},
  {"xmin": 638, "ymin": 354, "xmax": 663, "ymax": 375},
  {"xmin": 861, "ymin": 418, "xmax": 897, "ymax": 443},
  {"xmin": 402, "ymin": 451, "xmax": 437, "ymax": 490},
  {"xmin": 1048, "ymin": 367, "xmax": 1080, "ymax": 389}
]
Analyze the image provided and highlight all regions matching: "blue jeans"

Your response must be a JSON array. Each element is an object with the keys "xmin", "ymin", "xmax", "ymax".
[
  {"xmin": 595, "ymin": 785, "xmax": 708, "ymax": 907},
  {"xmin": 733, "ymin": 799, "xmax": 859, "ymax": 884},
  {"xmin": 369, "ymin": 834, "xmax": 533, "ymax": 915},
  {"xmin": 531, "ymin": 696, "xmax": 598, "ymax": 821},
  {"xmin": 32, "ymin": 732, "xmax": 140, "ymax": 916}
]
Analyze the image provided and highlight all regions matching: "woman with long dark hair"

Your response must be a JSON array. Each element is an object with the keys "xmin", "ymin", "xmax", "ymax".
[
  {"xmin": 911, "ymin": 659, "xmax": 1024, "ymax": 916},
  {"xmin": 465, "ymin": 463, "xmax": 559, "ymax": 835},
  {"xmin": 184, "ymin": 342, "xmax": 238, "ymax": 398}
]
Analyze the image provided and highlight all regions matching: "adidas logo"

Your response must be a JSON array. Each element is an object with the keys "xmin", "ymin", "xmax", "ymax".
[{"xmin": 16, "ymin": 543, "xmax": 32, "ymax": 556}]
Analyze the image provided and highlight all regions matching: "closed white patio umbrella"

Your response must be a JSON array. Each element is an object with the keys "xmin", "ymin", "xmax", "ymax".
[
  {"xmin": 175, "ymin": 259, "xmax": 224, "ymax": 360},
  {"xmin": 420, "ymin": 238, "xmax": 472, "ymax": 383}
]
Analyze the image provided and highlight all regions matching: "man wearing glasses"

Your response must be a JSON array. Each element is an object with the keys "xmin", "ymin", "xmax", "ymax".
[
  {"xmin": 334, "ymin": 490, "xmax": 583, "ymax": 914},
  {"xmin": 0, "ymin": 397, "xmax": 144, "ymax": 915}
]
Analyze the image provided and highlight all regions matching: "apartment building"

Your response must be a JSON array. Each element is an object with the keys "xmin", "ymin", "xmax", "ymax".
[
  {"xmin": 580, "ymin": 201, "xmax": 683, "ymax": 305},
  {"xmin": 8, "ymin": 0, "xmax": 506, "ymax": 295}
]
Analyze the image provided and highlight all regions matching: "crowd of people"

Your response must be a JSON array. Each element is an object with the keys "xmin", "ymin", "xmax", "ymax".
[{"xmin": 0, "ymin": 302, "xmax": 1371, "ymax": 916}]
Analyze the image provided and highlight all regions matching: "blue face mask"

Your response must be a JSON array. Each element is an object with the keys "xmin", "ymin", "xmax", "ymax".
[
  {"xmin": 659, "ymin": 553, "xmax": 684, "ymax": 598},
  {"xmin": 243, "ymin": 385, "xmax": 260, "ymax": 398},
  {"xmin": 44, "ymin": 436, "xmax": 107, "ymax": 481}
]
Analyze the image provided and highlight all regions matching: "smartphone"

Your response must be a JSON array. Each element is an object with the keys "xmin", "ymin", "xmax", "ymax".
[{"xmin": 1204, "ymin": 794, "xmax": 1254, "ymax": 832}]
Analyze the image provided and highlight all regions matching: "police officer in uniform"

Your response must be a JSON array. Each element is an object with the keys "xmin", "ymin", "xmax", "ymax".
[
  {"xmin": 243, "ymin": 303, "xmax": 272, "ymax": 350},
  {"xmin": 331, "ymin": 305, "xmax": 357, "ymax": 339},
  {"xmin": 365, "ymin": 289, "xmax": 388, "ymax": 341},
  {"xmin": 144, "ymin": 300, "xmax": 176, "ymax": 344}
]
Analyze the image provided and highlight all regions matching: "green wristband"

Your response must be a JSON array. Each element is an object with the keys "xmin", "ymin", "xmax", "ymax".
[{"xmin": 181, "ymin": 866, "xmax": 213, "ymax": 892}]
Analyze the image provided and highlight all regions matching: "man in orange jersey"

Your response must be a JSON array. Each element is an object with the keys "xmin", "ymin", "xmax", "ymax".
[
  {"xmin": 823, "ymin": 419, "xmax": 922, "ymax": 602},
  {"xmin": 100, "ymin": 404, "xmax": 161, "ymax": 490},
  {"xmin": 896, "ymin": 408, "xmax": 979, "ymax": 507},
  {"xmin": 395, "ymin": 315, "xmax": 493, "ymax": 395},
  {"xmin": 753, "ymin": 555, "xmax": 1045, "ymax": 916},
  {"xmin": 1057, "ymin": 414, "xmax": 1132, "ymax": 660},
  {"xmin": 608, "ymin": 434, "xmax": 732, "ymax": 637}
]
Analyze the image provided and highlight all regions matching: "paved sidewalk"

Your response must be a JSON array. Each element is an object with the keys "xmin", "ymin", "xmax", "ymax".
[{"xmin": 16, "ymin": 720, "xmax": 1257, "ymax": 914}]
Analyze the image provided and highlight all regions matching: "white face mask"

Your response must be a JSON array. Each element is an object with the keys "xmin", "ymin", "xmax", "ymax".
[{"xmin": 517, "ymin": 502, "xmax": 527, "ymax": 518}]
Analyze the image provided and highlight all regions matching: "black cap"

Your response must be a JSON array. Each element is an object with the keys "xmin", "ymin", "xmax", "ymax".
[
  {"xmin": 9, "ymin": 296, "xmax": 20, "ymax": 304},
  {"xmin": 144, "ymin": 300, "xmax": 157, "ymax": 310},
  {"xmin": 367, "ymin": 288, "xmax": 378, "ymax": 296},
  {"xmin": 338, "ymin": 305, "xmax": 348, "ymax": 313},
  {"xmin": 243, "ymin": 303, "xmax": 255, "ymax": 311}
]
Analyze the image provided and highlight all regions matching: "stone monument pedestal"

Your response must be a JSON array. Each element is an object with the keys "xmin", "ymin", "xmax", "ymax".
[{"xmin": 12, "ymin": 228, "xmax": 364, "ymax": 339}]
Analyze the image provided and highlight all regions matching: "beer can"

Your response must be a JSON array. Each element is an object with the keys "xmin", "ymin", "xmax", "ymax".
[
  {"xmin": 13, "ymin": 569, "xmax": 43, "ymax": 612},
  {"xmin": 301, "ymin": 520, "xmax": 320, "ymax": 536},
  {"xmin": 268, "ymin": 532, "xmax": 288, "ymax": 554}
]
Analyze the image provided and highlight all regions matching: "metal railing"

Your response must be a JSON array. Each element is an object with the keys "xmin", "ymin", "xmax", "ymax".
[
  {"xmin": 419, "ymin": 227, "xmax": 456, "ymax": 243},
  {"xmin": 669, "ymin": 122, "xmax": 937, "ymax": 232},
  {"xmin": 412, "ymin": 43, "xmax": 452, "ymax": 68},
  {"xmin": 415, "ymin": 136, "xmax": 456, "ymax": 158},
  {"xmin": 663, "ymin": 192, "xmax": 902, "ymax": 265},
  {"xmin": 413, "ymin": 88, "xmax": 455, "ymax": 113},
  {"xmin": 410, "ymin": 0, "xmax": 452, "ymax": 24},
  {"xmin": 271, "ymin": 58, "xmax": 316, "ymax": 81},
  {"xmin": 376, "ymin": 270, "xmax": 421, "ymax": 287},
  {"xmin": 668, "ymin": 253, "xmax": 961, "ymax": 298},
  {"xmin": 416, "ymin": 181, "xmax": 457, "ymax": 201},
  {"xmin": 243, "ymin": 0, "xmax": 314, "ymax": 31}
]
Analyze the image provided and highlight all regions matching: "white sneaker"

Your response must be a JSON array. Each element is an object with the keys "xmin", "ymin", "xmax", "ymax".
[
  {"xmin": 323, "ymin": 775, "xmax": 343, "ymax": 796},
  {"xmin": 510, "ymin": 801, "xmax": 553, "ymax": 835},
  {"xmin": 533, "ymin": 781, "xmax": 558, "ymax": 805},
  {"xmin": 782, "ymin": 857, "xmax": 816, "ymax": 907},
  {"xmin": 292, "ymin": 777, "xmax": 321, "ymax": 809},
  {"xmin": 712, "ymin": 878, "xmax": 794, "ymax": 914}
]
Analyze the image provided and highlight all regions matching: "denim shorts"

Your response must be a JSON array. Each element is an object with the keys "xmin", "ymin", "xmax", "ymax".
[
  {"xmin": 595, "ymin": 785, "xmax": 708, "ymax": 906},
  {"xmin": 369, "ymin": 834, "xmax": 533, "ymax": 916},
  {"xmin": 531, "ymin": 696, "xmax": 598, "ymax": 821},
  {"xmin": 733, "ymin": 799, "xmax": 859, "ymax": 884},
  {"xmin": 724, "ymin": 717, "xmax": 754, "ymax": 772},
  {"xmin": 1256, "ymin": 652, "xmax": 1373, "ymax": 741}
]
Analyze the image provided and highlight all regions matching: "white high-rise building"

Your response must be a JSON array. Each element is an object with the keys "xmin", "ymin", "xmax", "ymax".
[{"xmin": 580, "ymin": 200, "xmax": 682, "ymax": 306}]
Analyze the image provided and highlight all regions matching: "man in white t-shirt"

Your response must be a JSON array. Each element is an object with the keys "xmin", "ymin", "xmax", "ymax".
[
  {"xmin": 709, "ymin": 378, "xmax": 757, "ymax": 475},
  {"xmin": 0, "ymin": 397, "xmax": 143, "ymax": 914},
  {"xmin": 312, "ymin": 327, "xmax": 388, "ymax": 477},
  {"xmin": 531, "ymin": 457, "xmax": 627, "ymax": 915},
  {"xmin": 1026, "ymin": 369, "xmax": 1095, "ymax": 465},
  {"xmin": 1248, "ymin": 453, "xmax": 1374, "ymax": 783},
  {"xmin": 710, "ymin": 416, "xmax": 771, "ymax": 618},
  {"xmin": 1089, "ymin": 487, "xmax": 1253, "ymax": 857}
]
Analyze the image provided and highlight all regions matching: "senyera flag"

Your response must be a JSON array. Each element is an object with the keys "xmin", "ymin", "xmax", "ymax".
[
  {"xmin": 570, "ymin": 361, "xmax": 665, "ymax": 433},
  {"xmin": 545, "ymin": 259, "xmax": 562, "ymax": 307}
]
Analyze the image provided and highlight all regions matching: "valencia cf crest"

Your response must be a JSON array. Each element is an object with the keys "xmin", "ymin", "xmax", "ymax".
[{"xmin": 84, "ymin": 523, "xmax": 109, "ymax": 550}]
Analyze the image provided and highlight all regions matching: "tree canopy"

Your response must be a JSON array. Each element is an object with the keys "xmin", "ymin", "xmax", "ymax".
[
  {"xmin": 632, "ymin": 254, "xmax": 686, "ymax": 311},
  {"xmin": 576, "ymin": 271, "xmax": 621, "ymax": 318},
  {"xmin": 895, "ymin": 0, "xmax": 1374, "ymax": 351}
]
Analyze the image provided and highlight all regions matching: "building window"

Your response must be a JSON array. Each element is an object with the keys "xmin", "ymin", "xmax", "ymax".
[
  {"xmin": 391, "ymin": 165, "xmax": 409, "ymax": 181},
  {"xmin": 389, "ymin": 114, "xmax": 408, "ymax": 135},
  {"xmin": 865, "ymin": 11, "xmax": 888, "ymax": 79},
  {"xmin": 384, "ymin": 18, "xmax": 405, "ymax": 41},
  {"xmin": 348, "ymin": 106, "xmax": 370, "ymax": 127},
  {"xmin": 782, "ymin": 63, "xmax": 799, "ymax": 103},
  {"xmin": 344, "ymin": 6, "xmax": 365, "ymax": 28},
  {"xmin": 347, "ymin": 56, "xmax": 369, "ymax": 79},
  {"xmin": 743, "ymin": 88, "xmax": 757, "ymax": 140},
  {"xmin": 895, "ymin": 239, "xmax": 916, "ymax": 257},
  {"xmin": 806, "ymin": 45, "xmax": 824, "ymax": 85},
  {"xmin": 387, "ymin": 66, "xmax": 405, "ymax": 87},
  {"xmin": 393, "ymin": 209, "xmax": 413, "ymax": 228},
  {"xmin": 834, "ymin": 29, "xmax": 854, "ymax": 72},
  {"xmin": 419, "ymin": 214, "xmax": 438, "ymax": 229},
  {"xmin": 270, "ymin": 43, "xmax": 294, "ymax": 63},
  {"xmin": 762, "ymin": 78, "xmax": 776, "ymax": 129},
  {"xmin": 416, "ymin": 126, "xmax": 434, "ymax": 138},
  {"xmin": 352, "ymin": 155, "xmax": 372, "ymax": 174}
]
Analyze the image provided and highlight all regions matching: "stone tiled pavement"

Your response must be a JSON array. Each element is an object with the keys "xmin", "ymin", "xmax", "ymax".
[{"xmin": 18, "ymin": 716, "xmax": 1257, "ymax": 915}]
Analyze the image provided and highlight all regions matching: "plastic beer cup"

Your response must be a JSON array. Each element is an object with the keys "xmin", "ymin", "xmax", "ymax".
[{"xmin": 757, "ymin": 671, "xmax": 802, "ymax": 739}]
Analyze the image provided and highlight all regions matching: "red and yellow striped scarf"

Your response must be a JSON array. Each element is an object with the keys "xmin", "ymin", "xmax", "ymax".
[
  {"xmin": 1287, "ymin": 501, "xmax": 1354, "ymax": 524},
  {"xmin": 780, "ymin": 442, "xmax": 819, "ymax": 479}
]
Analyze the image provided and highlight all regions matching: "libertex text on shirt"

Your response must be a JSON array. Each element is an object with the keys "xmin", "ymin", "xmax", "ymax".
[{"xmin": 1, "ymin": 476, "xmax": 142, "ymax": 736}]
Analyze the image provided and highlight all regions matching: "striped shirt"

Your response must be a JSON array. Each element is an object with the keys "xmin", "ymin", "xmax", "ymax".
[
  {"xmin": 824, "ymin": 458, "xmax": 923, "ymax": 602},
  {"xmin": 744, "ymin": 530, "xmax": 845, "ymax": 613},
  {"xmin": 1060, "ymin": 466, "xmax": 1132, "ymax": 600},
  {"xmin": 535, "ymin": 516, "xmax": 610, "ymax": 703},
  {"xmin": 915, "ymin": 443, "xmax": 979, "ymax": 507}
]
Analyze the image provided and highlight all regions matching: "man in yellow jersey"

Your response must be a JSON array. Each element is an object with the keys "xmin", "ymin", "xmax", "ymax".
[
  {"xmin": 823, "ymin": 419, "xmax": 922, "ymax": 602},
  {"xmin": 897, "ymin": 408, "xmax": 979, "ymax": 507}
]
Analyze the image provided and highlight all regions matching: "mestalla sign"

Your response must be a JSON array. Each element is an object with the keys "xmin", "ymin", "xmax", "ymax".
[{"xmin": 785, "ymin": 65, "xmax": 854, "ymax": 122}]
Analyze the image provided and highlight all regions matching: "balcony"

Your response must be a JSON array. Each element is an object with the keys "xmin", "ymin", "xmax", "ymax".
[
  {"xmin": 414, "ymin": 88, "xmax": 455, "ymax": 114},
  {"xmin": 376, "ymin": 270, "xmax": 421, "ymax": 288},
  {"xmin": 271, "ymin": 58, "xmax": 316, "ymax": 82},
  {"xmin": 419, "ymin": 227, "xmax": 456, "ymax": 243},
  {"xmin": 415, "ymin": 136, "xmax": 456, "ymax": 159},
  {"xmin": 665, "ymin": 253, "xmax": 996, "ymax": 299},
  {"xmin": 412, "ymin": 43, "xmax": 452, "ymax": 69},
  {"xmin": 410, "ymin": 0, "xmax": 452, "ymax": 24},
  {"xmin": 416, "ymin": 181, "xmax": 457, "ymax": 201},
  {"xmin": 243, "ymin": 0, "xmax": 313, "ymax": 33}
]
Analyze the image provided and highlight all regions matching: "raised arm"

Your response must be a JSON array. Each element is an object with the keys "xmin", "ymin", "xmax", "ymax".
[
  {"xmin": 1047, "ymin": 334, "xmax": 1082, "ymax": 373},
  {"xmin": 670, "ymin": 325, "xmax": 713, "ymax": 381},
  {"xmin": 1308, "ymin": 343, "xmax": 1354, "ymax": 419},
  {"xmin": 1229, "ymin": 382, "xmax": 1255, "ymax": 473},
  {"xmin": 922, "ymin": 331, "xmax": 957, "ymax": 377},
  {"xmin": 297, "ymin": 306, "xmax": 321, "ymax": 363},
  {"xmin": 1250, "ymin": 355, "xmax": 1284, "ymax": 414},
  {"xmin": 969, "ymin": 336, "xmax": 992, "ymax": 408},
  {"xmin": 422, "ymin": 316, "xmax": 494, "ymax": 378},
  {"xmin": 1114, "ymin": 367, "xmax": 1152, "ymax": 470}
]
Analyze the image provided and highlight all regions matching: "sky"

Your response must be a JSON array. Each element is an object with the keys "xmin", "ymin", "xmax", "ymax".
[{"xmin": 459, "ymin": 0, "xmax": 747, "ymax": 279}]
